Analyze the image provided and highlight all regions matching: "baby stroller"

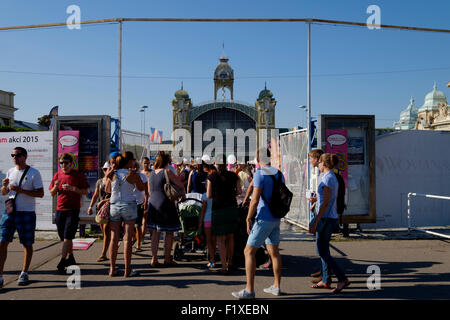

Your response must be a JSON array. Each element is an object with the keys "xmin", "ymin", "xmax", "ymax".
[{"xmin": 173, "ymin": 193, "xmax": 207, "ymax": 261}]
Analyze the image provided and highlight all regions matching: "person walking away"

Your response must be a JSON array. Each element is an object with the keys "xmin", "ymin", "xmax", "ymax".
[
  {"xmin": 87, "ymin": 162, "xmax": 112, "ymax": 262},
  {"xmin": 207, "ymin": 154, "xmax": 242, "ymax": 274},
  {"xmin": 49, "ymin": 153, "xmax": 89, "ymax": 274},
  {"xmin": 141, "ymin": 157, "xmax": 152, "ymax": 242},
  {"xmin": 0, "ymin": 147, "xmax": 44, "ymax": 287},
  {"xmin": 309, "ymin": 153, "xmax": 350, "ymax": 293},
  {"xmin": 147, "ymin": 152, "xmax": 185, "ymax": 267},
  {"xmin": 232, "ymin": 147, "xmax": 283, "ymax": 299},
  {"xmin": 105, "ymin": 151, "xmax": 144, "ymax": 277},
  {"xmin": 132, "ymin": 161, "xmax": 148, "ymax": 253},
  {"xmin": 198, "ymin": 164, "xmax": 217, "ymax": 268},
  {"xmin": 307, "ymin": 149, "xmax": 325, "ymax": 283}
]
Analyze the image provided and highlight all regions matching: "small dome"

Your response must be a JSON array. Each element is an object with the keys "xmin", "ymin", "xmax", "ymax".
[
  {"xmin": 175, "ymin": 89, "xmax": 189, "ymax": 100},
  {"xmin": 258, "ymin": 83, "xmax": 274, "ymax": 100},
  {"xmin": 419, "ymin": 82, "xmax": 447, "ymax": 111}
]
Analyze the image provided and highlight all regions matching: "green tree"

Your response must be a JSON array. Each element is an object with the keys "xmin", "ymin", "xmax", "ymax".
[{"xmin": 37, "ymin": 115, "xmax": 51, "ymax": 128}]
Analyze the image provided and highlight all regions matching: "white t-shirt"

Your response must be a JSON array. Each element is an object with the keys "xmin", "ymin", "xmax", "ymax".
[
  {"xmin": 6, "ymin": 166, "xmax": 43, "ymax": 212},
  {"xmin": 134, "ymin": 172, "xmax": 148, "ymax": 204}
]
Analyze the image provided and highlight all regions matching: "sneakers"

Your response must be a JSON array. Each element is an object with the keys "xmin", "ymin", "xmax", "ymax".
[
  {"xmin": 206, "ymin": 261, "xmax": 215, "ymax": 268},
  {"xmin": 66, "ymin": 254, "xmax": 77, "ymax": 266},
  {"xmin": 17, "ymin": 272, "xmax": 30, "ymax": 286},
  {"xmin": 263, "ymin": 285, "xmax": 281, "ymax": 296},
  {"xmin": 231, "ymin": 289, "xmax": 255, "ymax": 300}
]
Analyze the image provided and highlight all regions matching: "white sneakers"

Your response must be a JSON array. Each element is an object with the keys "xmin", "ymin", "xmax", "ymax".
[
  {"xmin": 264, "ymin": 285, "xmax": 281, "ymax": 296},
  {"xmin": 232, "ymin": 285, "xmax": 282, "ymax": 299}
]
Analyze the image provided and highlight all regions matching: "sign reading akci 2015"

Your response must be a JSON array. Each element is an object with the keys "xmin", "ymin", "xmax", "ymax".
[{"xmin": 0, "ymin": 131, "xmax": 55, "ymax": 230}]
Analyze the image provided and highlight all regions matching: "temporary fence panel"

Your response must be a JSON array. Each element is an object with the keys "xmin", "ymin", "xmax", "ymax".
[
  {"xmin": 279, "ymin": 129, "xmax": 309, "ymax": 229},
  {"xmin": 122, "ymin": 129, "xmax": 151, "ymax": 160}
]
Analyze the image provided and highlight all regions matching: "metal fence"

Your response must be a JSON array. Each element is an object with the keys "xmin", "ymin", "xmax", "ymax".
[
  {"xmin": 122, "ymin": 129, "xmax": 151, "ymax": 160},
  {"xmin": 279, "ymin": 129, "xmax": 309, "ymax": 229},
  {"xmin": 407, "ymin": 192, "xmax": 450, "ymax": 240}
]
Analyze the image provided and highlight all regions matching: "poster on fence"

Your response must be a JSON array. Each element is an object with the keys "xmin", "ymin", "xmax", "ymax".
[
  {"xmin": 0, "ymin": 131, "xmax": 55, "ymax": 230},
  {"xmin": 325, "ymin": 129, "xmax": 348, "ymax": 187}
]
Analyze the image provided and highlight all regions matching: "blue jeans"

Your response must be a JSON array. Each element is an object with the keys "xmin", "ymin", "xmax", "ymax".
[{"xmin": 315, "ymin": 218, "xmax": 347, "ymax": 284}]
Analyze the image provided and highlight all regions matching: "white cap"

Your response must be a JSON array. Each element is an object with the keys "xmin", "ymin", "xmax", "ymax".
[
  {"xmin": 201, "ymin": 154, "xmax": 211, "ymax": 162},
  {"xmin": 103, "ymin": 162, "xmax": 111, "ymax": 169},
  {"xmin": 227, "ymin": 154, "xmax": 236, "ymax": 165}
]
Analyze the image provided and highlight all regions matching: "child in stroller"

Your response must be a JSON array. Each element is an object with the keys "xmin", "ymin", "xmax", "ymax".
[{"xmin": 173, "ymin": 193, "xmax": 207, "ymax": 261}]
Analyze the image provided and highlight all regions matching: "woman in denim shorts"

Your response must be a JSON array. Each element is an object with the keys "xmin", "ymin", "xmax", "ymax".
[{"xmin": 105, "ymin": 151, "xmax": 145, "ymax": 277}]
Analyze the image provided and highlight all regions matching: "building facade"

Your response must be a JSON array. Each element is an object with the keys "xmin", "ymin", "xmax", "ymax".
[
  {"xmin": 171, "ymin": 54, "xmax": 277, "ymax": 162},
  {"xmin": 0, "ymin": 90, "xmax": 17, "ymax": 126},
  {"xmin": 394, "ymin": 82, "xmax": 450, "ymax": 131}
]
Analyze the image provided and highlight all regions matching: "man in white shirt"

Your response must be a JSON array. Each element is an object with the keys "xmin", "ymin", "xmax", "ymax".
[{"xmin": 0, "ymin": 147, "xmax": 44, "ymax": 287}]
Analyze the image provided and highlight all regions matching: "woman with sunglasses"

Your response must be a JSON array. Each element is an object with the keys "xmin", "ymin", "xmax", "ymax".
[
  {"xmin": 49, "ymin": 153, "xmax": 89, "ymax": 274},
  {"xmin": 87, "ymin": 162, "xmax": 112, "ymax": 262}
]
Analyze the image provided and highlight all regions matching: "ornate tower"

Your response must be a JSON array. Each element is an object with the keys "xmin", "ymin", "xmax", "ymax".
[
  {"xmin": 214, "ymin": 53, "xmax": 234, "ymax": 101},
  {"xmin": 171, "ymin": 83, "xmax": 192, "ymax": 147},
  {"xmin": 255, "ymin": 83, "xmax": 277, "ymax": 148}
]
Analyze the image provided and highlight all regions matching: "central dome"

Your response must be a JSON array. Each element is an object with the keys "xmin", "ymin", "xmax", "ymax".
[{"xmin": 419, "ymin": 83, "xmax": 447, "ymax": 111}]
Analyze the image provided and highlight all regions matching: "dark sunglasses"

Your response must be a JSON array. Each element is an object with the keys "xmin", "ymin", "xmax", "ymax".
[
  {"xmin": 59, "ymin": 161, "xmax": 71, "ymax": 165},
  {"xmin": 11, "ymin": 153, "xmax": 24, "ymax": 158}
]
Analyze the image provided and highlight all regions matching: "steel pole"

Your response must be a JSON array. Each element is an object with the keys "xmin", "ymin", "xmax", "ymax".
[
  {"xmin": 307, "ymin": 21, "xmax": 312, "ymax": 191},
  {"xmin": 118, "ymin": 20, "xmax": 123, "ymax": 150}
]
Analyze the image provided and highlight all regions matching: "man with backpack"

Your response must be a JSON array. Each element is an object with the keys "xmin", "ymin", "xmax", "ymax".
[{"xmin": 232, "ymin": 147, "xmax": 290, "ymax": 300}]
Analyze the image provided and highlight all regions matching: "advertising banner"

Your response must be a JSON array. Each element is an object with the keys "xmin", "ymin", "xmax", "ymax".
[
  {"xmin": 58, "ymin": 130, "xmax": 79, "ymax": 172},
  {"xmin": 0, "ymin": 131, "xmax": 55, "ymax": 230},
  {"xmin": 325, "ymin": 129, "xmax": 348, "ymax": 187}
]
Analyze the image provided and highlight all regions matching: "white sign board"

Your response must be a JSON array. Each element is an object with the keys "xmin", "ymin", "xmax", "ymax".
[{"xmin": 0, "ymin": 131, "xmax": 56, "ymax": 230}]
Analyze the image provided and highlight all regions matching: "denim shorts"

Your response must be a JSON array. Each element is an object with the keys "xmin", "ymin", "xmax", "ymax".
[
  {"xmin": 110, "ymin": 202, "xmax": 137, "ymax": 222},
  {"xmin": 247, "ymin": 218, "xmax": 281, "ymax": 248},
  {"xmin": 0, "ymin": 211, "xmax": 36, "ymax": 246}
]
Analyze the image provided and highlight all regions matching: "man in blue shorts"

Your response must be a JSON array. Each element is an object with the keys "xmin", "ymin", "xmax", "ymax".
[
  {"xmin": 232, "ymin": 147, "xmax": 283, "ymax": 299},
  {"xmin": 0, "ymin": 147, "xmax": 44, "ymax": 287}
]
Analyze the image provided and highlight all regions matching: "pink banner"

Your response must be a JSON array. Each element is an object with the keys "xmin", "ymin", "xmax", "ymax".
[
  {"xmin": 58, "ymin": 130, "xmax": 80, "ymax": 172},
  {"xmin": 325, "ymin": 129, "xmax": 348, "ymax": 187}
]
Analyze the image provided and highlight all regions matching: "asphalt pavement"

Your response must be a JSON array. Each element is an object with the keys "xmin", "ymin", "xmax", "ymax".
[{"xmin": 1, "ymin": 222, "xmax": 449, "ymax": 300}]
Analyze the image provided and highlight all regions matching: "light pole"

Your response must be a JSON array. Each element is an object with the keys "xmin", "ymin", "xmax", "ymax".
[
  {"xmin": 297, "ymin": 105, "xmax": 307, "ymax": 129},
  {"xmin": 139, "ymin": 108, "xmax": 145, "ymax": 147},
  {"xmin": 141, "ymin": 105, "xmax": 148, "ymax": 147}
]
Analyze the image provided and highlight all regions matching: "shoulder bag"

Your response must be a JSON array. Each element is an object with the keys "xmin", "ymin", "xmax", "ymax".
[{"xmin": 4, "ymin": 166, "xmax": 30, "ymax": 216}]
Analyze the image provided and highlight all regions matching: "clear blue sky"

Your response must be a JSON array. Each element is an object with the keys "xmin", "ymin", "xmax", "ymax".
[{"xmin": 1, "ymin": 0, "xmax": 449, "ymax": 138}]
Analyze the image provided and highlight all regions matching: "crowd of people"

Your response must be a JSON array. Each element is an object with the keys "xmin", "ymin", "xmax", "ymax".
[{"xmin": 0, "ymin": 145, "xmax": 350, "ymax": 299}]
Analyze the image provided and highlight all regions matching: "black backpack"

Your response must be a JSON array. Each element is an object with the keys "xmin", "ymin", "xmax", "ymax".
[
  {"xmin": 335, "ymin": 171, "xmax": 346, "ymax": 215},
  {"xmin": 260, "ymin": 168, "xmax": 293, "ymax": 219}
]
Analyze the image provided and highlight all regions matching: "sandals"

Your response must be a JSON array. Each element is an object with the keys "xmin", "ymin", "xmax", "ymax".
[
  {"xmin": 331, "ymin": 280, "xmax": 351, "ymax": 294},
  {"xmin": 150, "ymin": 261, "xmax": 161, "ymax": 268},
  {"xmin": 163, "ymin": 260, "xmax": 178, "ymax": 267},
  {"xmin": 109, "ymin": 269, "xmax": 122, "ymax": 277},
  {"xmin": 311, "ymin": 281, "xmax": 332, "ymax": 289},
  {"xmin": 134, "ymin": 248, "xmax": 143, "ymax": 253},
  {"xmin": 96, "ymin": 256, "xmax": 108, "ymax": 262},
  {"xmin": 206, "ymin": 261, "xmax": 216, "ymax": 268}
]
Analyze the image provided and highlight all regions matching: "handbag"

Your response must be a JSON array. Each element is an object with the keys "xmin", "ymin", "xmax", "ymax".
[
  {"xmin": 4, "ymin": 166, "xmax": 30, "ymax": 216},
  {"xmin": 164, "ymin": 169, "xmax": 185, "ymax": 202},
  {"xmin": 95, "ymin": 200, "xmax": 110, "ymax": 224}
]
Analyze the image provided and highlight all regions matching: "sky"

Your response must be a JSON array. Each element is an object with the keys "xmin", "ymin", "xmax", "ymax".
[{"xmin": 1, "ymin": 0, "xmax": 449, "ymax": 139}]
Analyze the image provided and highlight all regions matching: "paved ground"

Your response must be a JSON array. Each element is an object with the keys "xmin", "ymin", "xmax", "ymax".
[{"xmin": 1, "ymin": 222, "xmax": 449, "ymax": 300}]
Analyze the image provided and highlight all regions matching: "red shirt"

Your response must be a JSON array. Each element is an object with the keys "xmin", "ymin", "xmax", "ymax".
[{"xmin": 49, "ymin": 170, "xmax": 90, "ymax": 210}]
